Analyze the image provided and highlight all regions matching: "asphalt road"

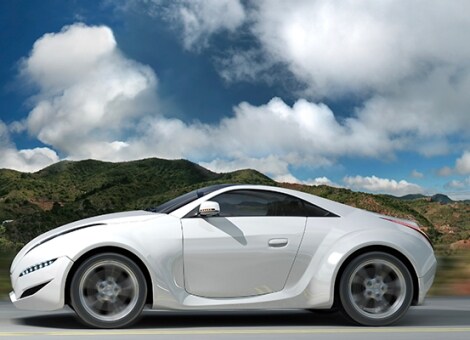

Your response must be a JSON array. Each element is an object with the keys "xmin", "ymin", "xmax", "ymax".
[{"xmin": 0, "ymin": 298, "xmax": 469, "ymax": 339}]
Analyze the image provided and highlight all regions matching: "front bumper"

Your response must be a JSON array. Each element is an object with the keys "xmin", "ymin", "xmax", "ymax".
[{"xmin": 10, "ymin": 256, "xmax": 73, "ymax": 311}]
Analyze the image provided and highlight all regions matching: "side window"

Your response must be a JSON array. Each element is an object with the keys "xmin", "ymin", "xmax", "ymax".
[
  {"xmin": 211, "ymin": 190, "xmax": 306, "ymax": 217},
  {"xmin": 303, "ymin": 201, "xmax": 336, "ymax": 217}
]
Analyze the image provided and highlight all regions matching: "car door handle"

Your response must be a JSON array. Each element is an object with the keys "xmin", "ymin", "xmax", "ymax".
[{"xmin": 268, "ymin": 238, "xmax": 288, "ymax": 248}]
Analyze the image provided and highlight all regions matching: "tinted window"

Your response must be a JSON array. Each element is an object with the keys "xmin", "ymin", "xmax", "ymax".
[
  {"xmin": 303, "ymin": 201, "xmax": 336, "ymax": 217},
  {"xmin": 211, "ymin": 190, "xmax": 309, "ymax": 217}
]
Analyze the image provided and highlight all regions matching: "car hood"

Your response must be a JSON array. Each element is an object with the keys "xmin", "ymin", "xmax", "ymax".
[{"xmin": 11, "ymin": 210, "xmax": 161, "ymax": 273}]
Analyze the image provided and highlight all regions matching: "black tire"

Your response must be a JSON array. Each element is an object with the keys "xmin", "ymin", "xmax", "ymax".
[
  {"xmin": 70, "ymin": 253, "xmax": 147, "ymax": 328},
  {"xmin": 338, "ymin": 252, "xmax": 413, "ymax": 326}
]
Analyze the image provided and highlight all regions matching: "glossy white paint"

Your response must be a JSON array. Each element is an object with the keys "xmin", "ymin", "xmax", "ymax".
[
  {"xmin": 10, "ymin": 184, "xmax": 436, "ymax": 319},
  {"xmin": 182, "ymin": 216, "xmax": 306, "ymax": 297}
]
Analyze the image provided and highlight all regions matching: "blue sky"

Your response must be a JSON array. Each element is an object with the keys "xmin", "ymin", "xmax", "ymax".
[{"xmin": 1, "ymin": 0, "xmax": 470, "ymax": 199}]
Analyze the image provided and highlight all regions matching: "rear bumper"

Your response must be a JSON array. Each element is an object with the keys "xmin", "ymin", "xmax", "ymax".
[{"xmin": 417, "ymin": 255, "xmax": 437, "ymax": 304}]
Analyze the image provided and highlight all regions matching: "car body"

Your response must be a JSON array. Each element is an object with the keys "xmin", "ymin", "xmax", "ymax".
[{"xmin": 10, "ymin": 184, "xmax": 436, "ymax": 328}]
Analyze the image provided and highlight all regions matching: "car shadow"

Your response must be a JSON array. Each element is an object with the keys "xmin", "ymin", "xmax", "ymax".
[
  {"xmin": 16, "ymin": 310, "xmax": 350, "ymax": 329},
  {"xmin": 14, "ymin": 306, "xmax": 470, "ymax": 329}
]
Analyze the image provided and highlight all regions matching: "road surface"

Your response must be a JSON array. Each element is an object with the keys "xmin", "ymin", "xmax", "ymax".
[{"xmin": 0, "ymin": 297, "xmax": 469, "ymax": 339}]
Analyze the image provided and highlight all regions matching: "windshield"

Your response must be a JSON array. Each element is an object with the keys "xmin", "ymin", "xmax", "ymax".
[{"xmin": 146, "ymin": 184, "xmax": 234, "ymax": 214}]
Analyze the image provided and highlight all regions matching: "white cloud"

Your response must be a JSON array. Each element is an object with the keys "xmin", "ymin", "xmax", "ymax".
[
  {"xmin": 456, "ymin": 151, "xmax": 470, "ymax": 175},
  {"xmin": 166, "ymin": 0, "xmax": 245, "ymax": 50},
  {"xmin": 355, "ymin": 67, "xmax": 470, "ymax": 139},
  {"xmin": 302, "ymin": 176, "xmax": 342, "ymax": 187},
  {"xmin": 212, "ymin": 98, "xmax": 396, "ymax": 159},
  {"xmin": 438, "ymin": 151, "xmax": 470, "ymax": 177},
  {"xmin": 273, "ymin": 174, "xmax": 337, "ymax": 186},
  {"xmin": 0, "ymin": 147, "xmax": 59, "ymax": 173},
  {"xmin": 250, "ymin": 0, "xmax": 470, "ymax": 96},
  {"xmin": 303, "ymin": 176, "xmax": 331, "ymax": 185},
  {"xmin": 217, "ymin": 0, "xmax": 470, "ymax": 153},
  {"xmin": 125, "ymin": 95, "xmax": 394, "ymax": 179},
  {"xmin": 343, "ymin": 175, "xmax": 424, "ymax": 196},
  {"xmin": 21, "ymin": 23, "xmax": 157, "ymax": 157},
  {"xmin": 21, "ymin": 24, "xmax": 117, "ymax": 92},
  {"xmin": 200, "ymin": 155, "xmax": 290, "ymax": 180},
  {"xmin": 0, "ymin": 120, "xmax": 58, "ymax": 172}
]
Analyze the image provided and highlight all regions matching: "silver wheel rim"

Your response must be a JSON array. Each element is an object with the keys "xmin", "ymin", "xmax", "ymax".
[
  {"xmin": 78, "ymin": 259, "xmax": 139, "ymax": 322},
  {"xmin": 348, "ymin": 259, "xmax": 407, "ymax": 319}
]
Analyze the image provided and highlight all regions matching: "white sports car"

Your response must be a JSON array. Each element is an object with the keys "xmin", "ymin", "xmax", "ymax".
[{"xmin": 10, "ymin": 184, "xmax": 436, "ymax": 328}]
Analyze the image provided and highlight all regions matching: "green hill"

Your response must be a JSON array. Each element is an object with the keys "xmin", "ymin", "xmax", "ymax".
[{"xmin": 1, "ymin": 158, "xmax": 469, "ymax": 251}]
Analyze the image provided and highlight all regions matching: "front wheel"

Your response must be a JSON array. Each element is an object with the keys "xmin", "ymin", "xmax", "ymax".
[
  {"xmin": 338, "ymin": 252, "xmax": 413, "ymax": 326},
  {"xmin": 70, "ymin": 253, "xmax": 147, "ymax": 328}
]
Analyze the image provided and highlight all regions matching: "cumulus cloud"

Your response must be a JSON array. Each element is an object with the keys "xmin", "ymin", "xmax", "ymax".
[
  {"xmin": 165, "ymin": 0, "xmax": 245, "ymax": 50},
  {"xmin": 303, "ymin": 176, "xmax": 341, "ymax": 187},
  {"xmin": 0, "ymin": 147, "xmax": 59, "ymax": 172},
  {"xmin": 21, "ymin": 24, "xmax": 117, "ymax": 92},
  {"xmin": 456, "ymin": 151, "xmax": 470, "ymax": 175},
  {"xmin": 250, "ymin": 1, "xmax": 470, "ymax": 95},
  {"xmin": 217, "ymin": 0, "xmax": 470, "ymax": 154},
  {"xmin": 0, "ymin": 120, "xmax": 59, "ymax": 172},
  {"xmin": 153, "ymin": 97, "xmax": 399, "ymax": 179},
  {"xmin": 343, "ymin": 175, "xmax": 424, "ymax": 196},
  {"xmin": 356, "ymin": 67, "xmax": 470, "ymax": 139},
  {"xmin": 438, "ymin": 151, "xmax": 470, "ymax": 177},
  {"xmin": 21, "ymin": 23, "xmax": 157, "ymax": 158}
]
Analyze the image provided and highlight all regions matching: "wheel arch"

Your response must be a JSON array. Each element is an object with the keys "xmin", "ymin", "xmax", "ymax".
[
  {"xmin": 64, "ymin": 246, "xmax": 154, "ymax": 307},
  {"xmin": 333, "ymin": 245, "xmax": 419, "ymax": 307}
]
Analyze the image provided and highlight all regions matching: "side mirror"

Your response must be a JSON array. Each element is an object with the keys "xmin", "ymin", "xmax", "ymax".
[{"xmin": 199, "ymin": 201, "xmax": 220, "ymax": 217}]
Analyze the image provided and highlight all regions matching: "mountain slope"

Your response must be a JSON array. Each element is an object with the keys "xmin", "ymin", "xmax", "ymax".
[
  {"xmin": 0, "ymin": 158, "xmax": 274, "ymax": 245},
  {"xmin": 1, "ymin": 158, "xmax": 468, "ymax": 249}
]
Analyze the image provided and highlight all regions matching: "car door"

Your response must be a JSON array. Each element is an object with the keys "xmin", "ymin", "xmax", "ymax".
[{"xmin": 181, "ymin": 189, "xmax": 307, "ymax": 298}]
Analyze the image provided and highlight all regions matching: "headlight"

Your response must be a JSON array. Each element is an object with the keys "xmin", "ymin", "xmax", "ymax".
[{"xmin": 19, "ymin": 259, "xmax": 57, "ymax": 277}]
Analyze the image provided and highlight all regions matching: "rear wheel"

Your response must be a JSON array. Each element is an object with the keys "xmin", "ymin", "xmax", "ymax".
[
  {"xmin": 70, "ymin": 253, "xmax": 147, "ymax": 328},
  {"xmin": 338, "ymin": 252, "xmax": 413, "ymax": 326}
]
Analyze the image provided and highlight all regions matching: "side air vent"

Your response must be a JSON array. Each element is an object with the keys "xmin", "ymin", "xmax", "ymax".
[{"xmin": 20, "ymin": 281, "xmax": 51, "ymax": 299}]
